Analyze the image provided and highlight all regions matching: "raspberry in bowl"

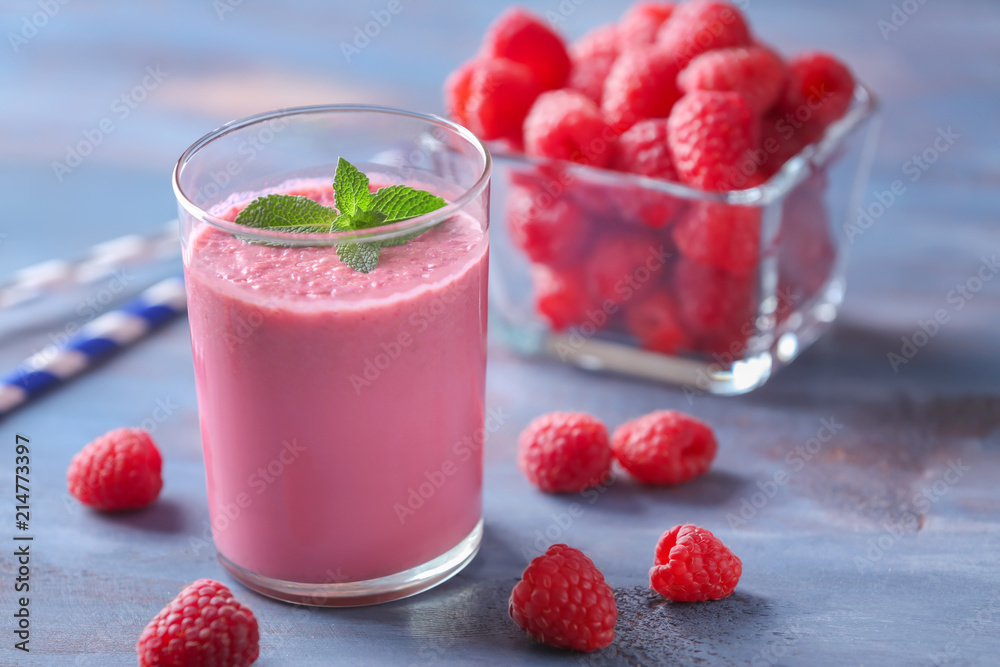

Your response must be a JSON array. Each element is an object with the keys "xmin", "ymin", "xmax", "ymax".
[{"xmin": 444, "ymin": 1, "xmax": 879, "ymax": 395}]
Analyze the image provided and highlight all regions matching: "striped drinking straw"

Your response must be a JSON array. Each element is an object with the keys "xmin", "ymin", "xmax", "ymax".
[
  {"xmin": 0, "ymin": 275, "xmax": 187, "ymax": 418},
  {"xmin": 0, "ymin": 221, "xmax": 179, "ymax": 309}
]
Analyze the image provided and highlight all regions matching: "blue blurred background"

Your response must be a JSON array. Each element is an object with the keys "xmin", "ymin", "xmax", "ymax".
[{"xmin": 3, "ymin": 0, "xmax": 998, "ymax": 343}]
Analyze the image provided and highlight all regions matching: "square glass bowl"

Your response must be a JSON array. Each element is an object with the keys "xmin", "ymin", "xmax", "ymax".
[{"xmin": 488, "ymin": 84, "xmax": 879, "ymax": 395}]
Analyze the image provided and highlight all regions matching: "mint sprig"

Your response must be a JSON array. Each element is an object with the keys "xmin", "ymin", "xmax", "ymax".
[
  {"xmin": 233, "ymin": 157, "xmax": 446, "ymax": 272},
  {"xmin": 332, "ymin": 158, "xmax": 373, "ymax": 218},
  {"xmin": 234, "ymin": 194, "xmax": 339, "ymax": 234}
]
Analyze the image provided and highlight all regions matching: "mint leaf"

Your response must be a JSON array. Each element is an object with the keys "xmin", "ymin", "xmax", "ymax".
[
  {"xmin": 333, "ymin": 157, "xmax": 372, "ymax": 216},
  {"xmin": 331, "ymin": 210, "xmax": 388, "ymax": 272},
  {"xmin": 369, "ymin": 185, "xmax": 446, "ymax": 247},
  {"xmin": 371, "ymin": 185, "xmax": 446, "ymax": 223},
  {"xmin": 336, "ymin": 241, "xmax": 381, "ymax": 273},
  {"xmin": 234, "ymin": 194, "xmax": 338, "ymax": 233},
  {"xmin": 229, "ymin": 157, "xmax": 449, "ymax": 273},
  {"xmin": 348, "ymin": 209, "xmax": 389, "ymax": 230}
]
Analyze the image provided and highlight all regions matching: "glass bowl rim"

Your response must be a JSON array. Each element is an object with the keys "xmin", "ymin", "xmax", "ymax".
[{"xmin": 490, "ymin": 82, "xmax": 878, "ymax": 208}]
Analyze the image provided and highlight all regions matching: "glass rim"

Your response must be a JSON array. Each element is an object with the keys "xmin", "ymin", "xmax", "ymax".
[
  {"xmin": 491, "ymin": 82, "xmax": 878, "ymax": 208},
  {"xmin": 172, "ymin": 104, "xmax": 492, "ymax": 246}
]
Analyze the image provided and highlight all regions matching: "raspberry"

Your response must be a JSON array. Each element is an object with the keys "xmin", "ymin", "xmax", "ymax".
[
  {"xmin": 137, "ymin": 579, "xmax": 260, "ymax": 667},
  {"xmin": 67, "ymin": 427, "xmax": 162, "ymax": 511},
  {"xmin": 443, "ymin": 58, "xmax": 477, "ymax": 127},
  {"xmin": 509, "ymin": 544, "xmax": 617, "ymax": 652},
  {"xmin": 481, "ymin": 7, "xmax": 571, "ymax": 91},
  {"xmin": 624, "ymin": 290, "xmax": 691, "ymax": 354},
  {"xmin": 612, "ymin": 119, "xmax": 679, "ymax": 181},
  {"xmin": 610, "ymin": 119, "xmax": 684, "ymax": 228},
  {"xmin": 533, "ymin": 265, "xmax": 593, "ymax": 331},
  {"xmin": 461, "ymin": 58, "xmax": 543, "ymax": 145},
  {"xmin": 585, "ymin": 234, "xmax": 665, "ymax": 305},
  {"xmin": 699, "ymin": 326, "xmax": 750, "ymax": 357},
  {"xmin": 649, "ymin": 524, "xmax": 742, "ymax": 601},
  {"xmin": 674, "ymin": 257, "xmax": 754, "ymax": 352},
  {"xmin": 667, "ymin": 91, "xmax": 758, "ymax": 192},
  {"xmin": 514, "ymin": 163, "xmax": 618, "ymax": 223},
  {"xmin": 672, "ymin": 201, "xmax": 761, "ymax": 275},
  {"xmin": 757, "ymin": 109, "xmax": 820, "ymax": 178},
  {"xmin": 623, "ymin": 187, "xmax": 685, "ymax": 229},
  {"xmin": 524, "ymin": 89, "xmax": 615, "ymax": 168},
  {"xmin": 565, "ymin": 175, "xmax": 618, "ymax": 222},
  {"xmin": 656, "ymin": 0, "xmax": 751, "ymax": 69},
  {"xmin": 611, "ymin": 410, "xmax": 717, "ymax": 484},
  {"xmin": 601, "ymin": 48, "xmax": 683, "ymax": 131},
  {"xmin": 567, "ymin": 24, "xmax": 621, "ymax": 104},
  {"xmin": 779, "ymin": 51, "xmax": 855, "ymax": 130},
  {"xmin": 518, "ymin": 412, "xmax": 612, "ymax": 493},
  {"xmin": 507, "ymin": 181, "xmax": 590, "ymax": 265},
  {"xmin": 678, "ymin": 45, "xmax": 787, "ymax": 114},
  {"xmin": 618, "ymin": 2, "xmax": 677, "ymax": 46}
]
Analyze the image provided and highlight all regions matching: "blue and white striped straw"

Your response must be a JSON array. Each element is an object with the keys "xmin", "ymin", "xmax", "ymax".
[
  {"xmin": 0, "ymin": 221, "xmax": 179, "ymax": 309},
  {"xmin": 0, "ymin": 275, "xmax": 187, "ymax": 417}
]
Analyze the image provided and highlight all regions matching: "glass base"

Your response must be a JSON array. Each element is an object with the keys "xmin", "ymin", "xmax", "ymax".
[
  {"xmin": 219, "ymin": 519, "xmax": 483, "ymax": 607},
  {"xmin": 541, "ymin": 336, "xmax": 775, "ymax": 395}
]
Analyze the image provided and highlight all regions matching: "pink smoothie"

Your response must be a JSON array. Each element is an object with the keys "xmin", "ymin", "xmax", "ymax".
[{"xmin": 184, "ymin": 181, "xmax": 488, "ymax": 584}]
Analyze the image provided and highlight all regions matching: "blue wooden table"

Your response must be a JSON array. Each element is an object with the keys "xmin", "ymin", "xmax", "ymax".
[{"xmin": 2, "ymin": 1, "xmax": 998, "ymax": 664}]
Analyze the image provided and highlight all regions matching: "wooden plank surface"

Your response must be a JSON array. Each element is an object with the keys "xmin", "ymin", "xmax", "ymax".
[{"xmin": 1, "ymin": 0, "xmax": 998, "ymax": 665}]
